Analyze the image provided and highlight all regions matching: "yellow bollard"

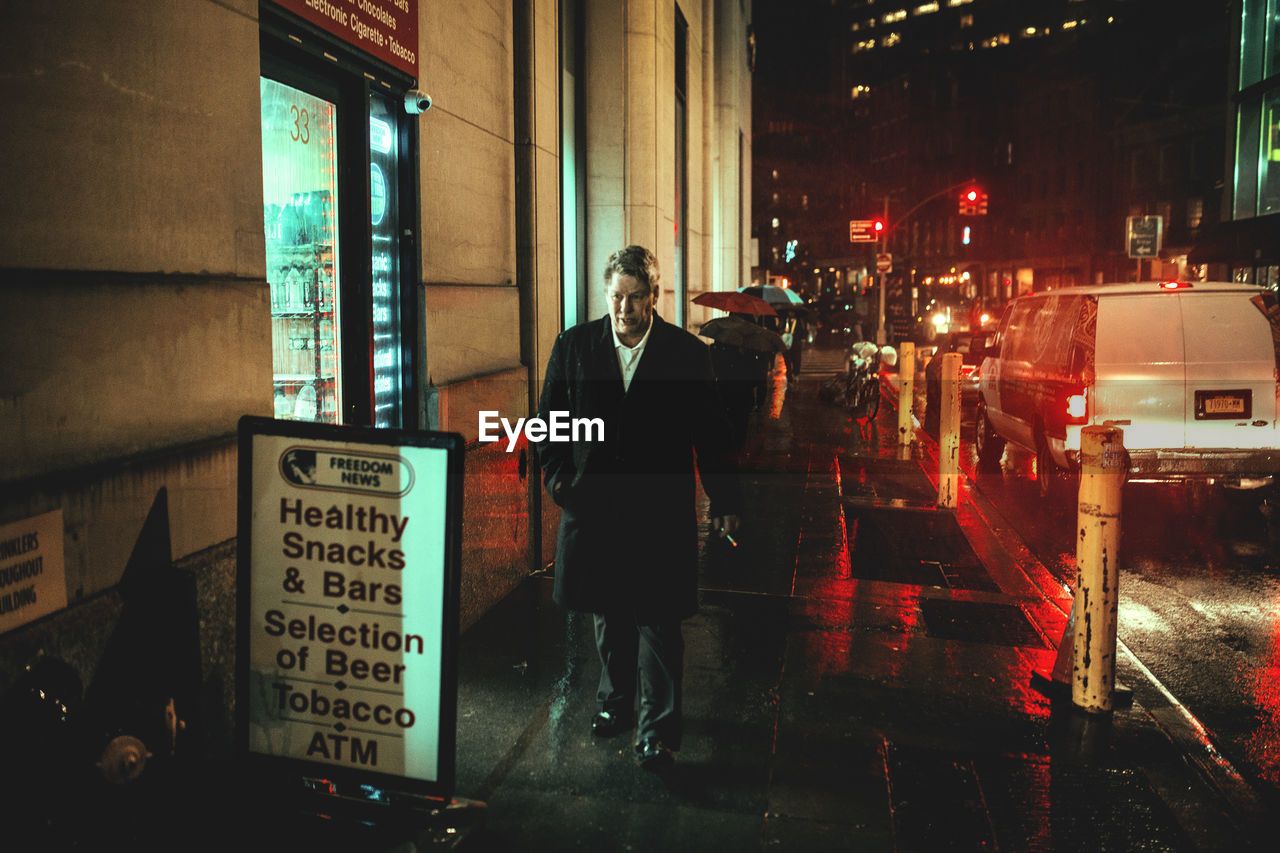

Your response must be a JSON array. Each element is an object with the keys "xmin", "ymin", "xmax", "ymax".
[
  {"xmin": 936, "ymin": 352, "xmax": 962, "ymax": 509},
  {"xmin": 897, "ymin": 341, "xmax": 915, "ymax": 446},
  {"xmin": 1073, "ymin": 426, "xmax": 1125, "ymax": 713}
]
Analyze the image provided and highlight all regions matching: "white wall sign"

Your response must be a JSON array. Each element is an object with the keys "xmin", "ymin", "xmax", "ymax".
[
  {"xmin": 237, "ymin": 417, "xmax": 463, "ymax": 798},
  {"xmin": 0, "ymin": 509, "xmax": 67, "ymax": 635}
]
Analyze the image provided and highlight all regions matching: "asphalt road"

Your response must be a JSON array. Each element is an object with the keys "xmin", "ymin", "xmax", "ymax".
[{"xmin": 950, "ymin": 395, "xmax": 1280, "ymax": 807}]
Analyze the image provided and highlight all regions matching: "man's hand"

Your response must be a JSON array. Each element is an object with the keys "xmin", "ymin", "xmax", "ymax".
[{"xmin": 712, "ymin": 515, "xmax": 740, "ymax": 546}]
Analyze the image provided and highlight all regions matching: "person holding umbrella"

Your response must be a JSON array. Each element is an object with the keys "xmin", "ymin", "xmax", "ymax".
[
  {"xmin": 693, "ymin": 292, "xmax": 786, "ymax": 450},
  {"xmin": 738, "ymin": 284, "xmax": 809, "ymax": 379}
]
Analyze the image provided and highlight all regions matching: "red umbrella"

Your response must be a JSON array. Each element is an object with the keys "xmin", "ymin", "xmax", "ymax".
[{"xmin": 692, "ymin": 290, "xmax": 778, "ymax": 316}]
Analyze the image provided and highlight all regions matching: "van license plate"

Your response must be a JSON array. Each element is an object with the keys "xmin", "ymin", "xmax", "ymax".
[{"xmin": 1195, "ymin": 389, "xmax": 1251, "ymax": 420}]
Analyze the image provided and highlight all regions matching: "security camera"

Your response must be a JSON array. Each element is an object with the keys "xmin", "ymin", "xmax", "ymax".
[{"xmin": 405, "ymin": 90, "xmax": 432, "ymax": 114}]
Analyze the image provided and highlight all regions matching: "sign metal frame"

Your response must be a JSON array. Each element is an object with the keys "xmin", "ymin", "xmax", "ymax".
[{"xmin": 236, "ymin": 415, "xmax": 464, "ymax": 801}]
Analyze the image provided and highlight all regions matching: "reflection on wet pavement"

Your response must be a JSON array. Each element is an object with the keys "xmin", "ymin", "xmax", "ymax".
[{"xmin": 447, "ymin": 346, "xmax": 1274, "ymax": 851}]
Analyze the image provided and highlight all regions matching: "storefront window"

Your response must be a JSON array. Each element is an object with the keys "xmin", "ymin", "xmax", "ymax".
[
  {"xmin": 561, "ymin": 0, "xmax": 585, "ymax": 330},
  {"xmin": 261, "ymin": 78, "xmax": 342, "ymax": 423},
  {"xmin": 258, "ymin": 5, "xmax": 420, "ymax": 429},
  {"xmin": 369, "ymin": 93, "xmax": 404, "ymax": 427}
]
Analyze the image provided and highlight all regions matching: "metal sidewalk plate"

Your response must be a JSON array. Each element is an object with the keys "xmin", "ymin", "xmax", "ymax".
[
  {"xmin": 838, "ymin": 456, "xmax": 938, "ymax": 507},
  {"xmin": 844, "ymin": 506, "xmax": 999, "ymax": 592}
]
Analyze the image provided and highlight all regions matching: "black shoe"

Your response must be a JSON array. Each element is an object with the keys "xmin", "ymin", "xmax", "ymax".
[
  {"xmin": 634, "ymin": 737, "xmax": 674, "ymax": 770},
  {"xmin": 591, "ymin": 710, "xmax": 632, "ymax": 738}
]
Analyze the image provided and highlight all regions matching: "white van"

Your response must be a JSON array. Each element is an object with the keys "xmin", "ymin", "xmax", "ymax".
[{"xmin": 974, "ymin": 281, "xmax": 1280, "ymax": 498}]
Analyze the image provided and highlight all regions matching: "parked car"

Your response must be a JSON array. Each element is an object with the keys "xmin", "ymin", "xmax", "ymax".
[
  {"xmin": 922, "ymin": 330, "xmax": 992, "ymax": 433},
  {"xmin": 974, "ymin": 281, "xmax": 1280, "ymax": 498}
]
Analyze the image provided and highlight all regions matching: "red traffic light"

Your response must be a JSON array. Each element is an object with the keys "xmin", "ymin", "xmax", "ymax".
[{"xmin": 959, "ymin": 187, "xmax": 988, "ymax": 215}]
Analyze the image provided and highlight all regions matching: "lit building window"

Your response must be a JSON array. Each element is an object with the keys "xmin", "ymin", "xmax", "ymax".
[
  {"xmin": 853, "ymin": 39, "xmax": 877, "ymax": 53},
  {"xmin": 882, "ymin": 10, "xmax": 907, "ymax": 24},
  {"xmin": 914, "ymin": 2, "xmax": 939, "ymax": 15},
  {"xmin": 882, "ymin": 32, "xmax": 902, "ymax": 47},
  {"xmin": 1234, "ymin": 0, "xmax": 1280, "ymax": 220},
  {"xmin": 771, "ymin": 217, "xmax": 780, "ymax": 229},
  {"xmin": 851, "ymin": 84, "xmax": 871, "ymax": 100},
  {"xmin": 1260, "ymin": 91, "xmax": 1280, "ymax": 214},
  {"xmin": 1240, "ymin": 0, "xmax": 1280, "ymax": 87},
  {"xmin": 960, "ymin": 14, "xmax": 973, "ymax": 28},
  {"xmin": 947, "ymin": 0, "xmax": 972, "ymax": 6}
]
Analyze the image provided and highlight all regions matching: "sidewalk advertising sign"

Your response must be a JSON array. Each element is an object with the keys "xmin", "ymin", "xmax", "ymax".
[
  {"xmin": 237, "ymin": 416, "xmax": 463, "ymax": 799},
  {"xmin": 1126, "ymin": 215, "xmax": 1162, "ymax": 259}
]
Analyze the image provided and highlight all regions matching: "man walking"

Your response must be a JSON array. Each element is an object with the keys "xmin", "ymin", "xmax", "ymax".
[{"xmin": 535, "ymin": 245, "xmax": 741, "ymax": 770}]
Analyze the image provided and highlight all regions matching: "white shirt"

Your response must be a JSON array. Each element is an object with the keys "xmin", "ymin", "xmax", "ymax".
[{"xmin": 611, "ymin": 319, "xmax": 653, "ymax": 391}]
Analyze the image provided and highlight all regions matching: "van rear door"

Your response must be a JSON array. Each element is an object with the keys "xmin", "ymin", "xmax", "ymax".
[
  {"xmin": 1180, "ymin": 291, "xmax": 1278, "ymax": 449},
  {"xmin": 1093, "ymin": 294, "xmax": 1187, "ymax": 450}
]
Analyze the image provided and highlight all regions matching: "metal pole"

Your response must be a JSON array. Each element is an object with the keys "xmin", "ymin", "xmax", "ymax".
[
  {"xmin": 936, "ymin": 352, "xmax": 961, "ymax": 509},
  {"xmin": 897, "ymin": 341, "xmax": 915, "ymax": 445},
  {"xmin": 1073, "ymin": 425, "xmax": 1125, "ymax": 713},
  {"xmin": 876, "ymin": 196, "xmax": 888, "ymax": 345}
]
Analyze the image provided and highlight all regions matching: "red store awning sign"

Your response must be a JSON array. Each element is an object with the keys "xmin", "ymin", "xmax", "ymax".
[{"xmin": 270, "ymin": 0, "xmax": 419, "ymax": 80}]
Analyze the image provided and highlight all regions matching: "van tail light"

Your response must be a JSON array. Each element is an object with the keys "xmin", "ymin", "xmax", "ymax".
[{"xmin": 1066, "ymin": 391, "xmax": 1088, "ymax": 422}]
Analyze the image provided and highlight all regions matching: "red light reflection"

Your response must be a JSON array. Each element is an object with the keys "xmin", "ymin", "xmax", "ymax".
[{"xmin": 1245, "ymin": 593, "xmax": 1280, "ymax": 786}]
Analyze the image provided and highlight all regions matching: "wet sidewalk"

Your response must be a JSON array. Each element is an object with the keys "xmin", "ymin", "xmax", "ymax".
[{"xmin": 287, "ymin": 346, "xmax": 1271, "ymax": 851}]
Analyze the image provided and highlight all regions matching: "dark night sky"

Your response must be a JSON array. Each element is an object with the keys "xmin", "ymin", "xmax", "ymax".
[{"xmin": 751, "ymin": 0, "xmax": 837, "ymax": 95}]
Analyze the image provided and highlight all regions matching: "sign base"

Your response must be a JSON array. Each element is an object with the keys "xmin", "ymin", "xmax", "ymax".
[{"xmin": 291, "ymin": 776, "xmax": 488, "ymax": 848}]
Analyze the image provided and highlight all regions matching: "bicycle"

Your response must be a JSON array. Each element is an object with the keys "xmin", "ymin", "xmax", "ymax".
[{"xmin": 845, "ymin": 343, "xmax": 883, "ymax": 421}]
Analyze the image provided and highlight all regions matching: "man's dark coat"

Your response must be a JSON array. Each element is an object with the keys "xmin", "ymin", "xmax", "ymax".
[{"xmin": 535, "ymin": 314, "xmax": 741, "ymax": 622}]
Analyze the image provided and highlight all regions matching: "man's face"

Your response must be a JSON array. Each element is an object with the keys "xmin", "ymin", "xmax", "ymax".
[{"xmin": 607, "ymin": 272, "xmax": 657, "ymax": 346}]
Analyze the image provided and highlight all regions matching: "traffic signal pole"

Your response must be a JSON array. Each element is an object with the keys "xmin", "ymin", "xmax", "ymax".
[
  {"xmin": 872, "ymin": 178, "xmax": 982, "ymax": 345},
  {"xmin": 876, "ymin": 196, "xmax": 889, "ymax": 345}
]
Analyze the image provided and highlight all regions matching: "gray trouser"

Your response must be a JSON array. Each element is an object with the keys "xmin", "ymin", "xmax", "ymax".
[{"xmin": 593, "ymin": 611, "xmax": 684, "ymax": 749}]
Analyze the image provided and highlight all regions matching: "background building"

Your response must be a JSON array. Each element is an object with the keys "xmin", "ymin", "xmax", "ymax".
[
  {"xmin": 1191, "ymin": 0, "xmax": 1280, "ymax": 285},
  {"xmin": 752, "ymin": 0, "xmax": 1228, "ymax": 343},
  {"xmin": 0, "ymin": 0, "xmax": 753, "ymax": 762}
]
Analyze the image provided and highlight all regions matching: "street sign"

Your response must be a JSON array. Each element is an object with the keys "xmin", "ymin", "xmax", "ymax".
[
  {"xmin": 849, "ymin": 219, "xmax": 879, "ymax": 242},
  {"xmin": 1126, "ymin": 215, "xmax": 1162, "ymax": 259},
  {"xmin": 876, "ymin": 253, "xmax": 892, "ymax": 273},
  {"xmin": 238, "ymin": 416, "xmax": 464, "ymax": 799}
]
